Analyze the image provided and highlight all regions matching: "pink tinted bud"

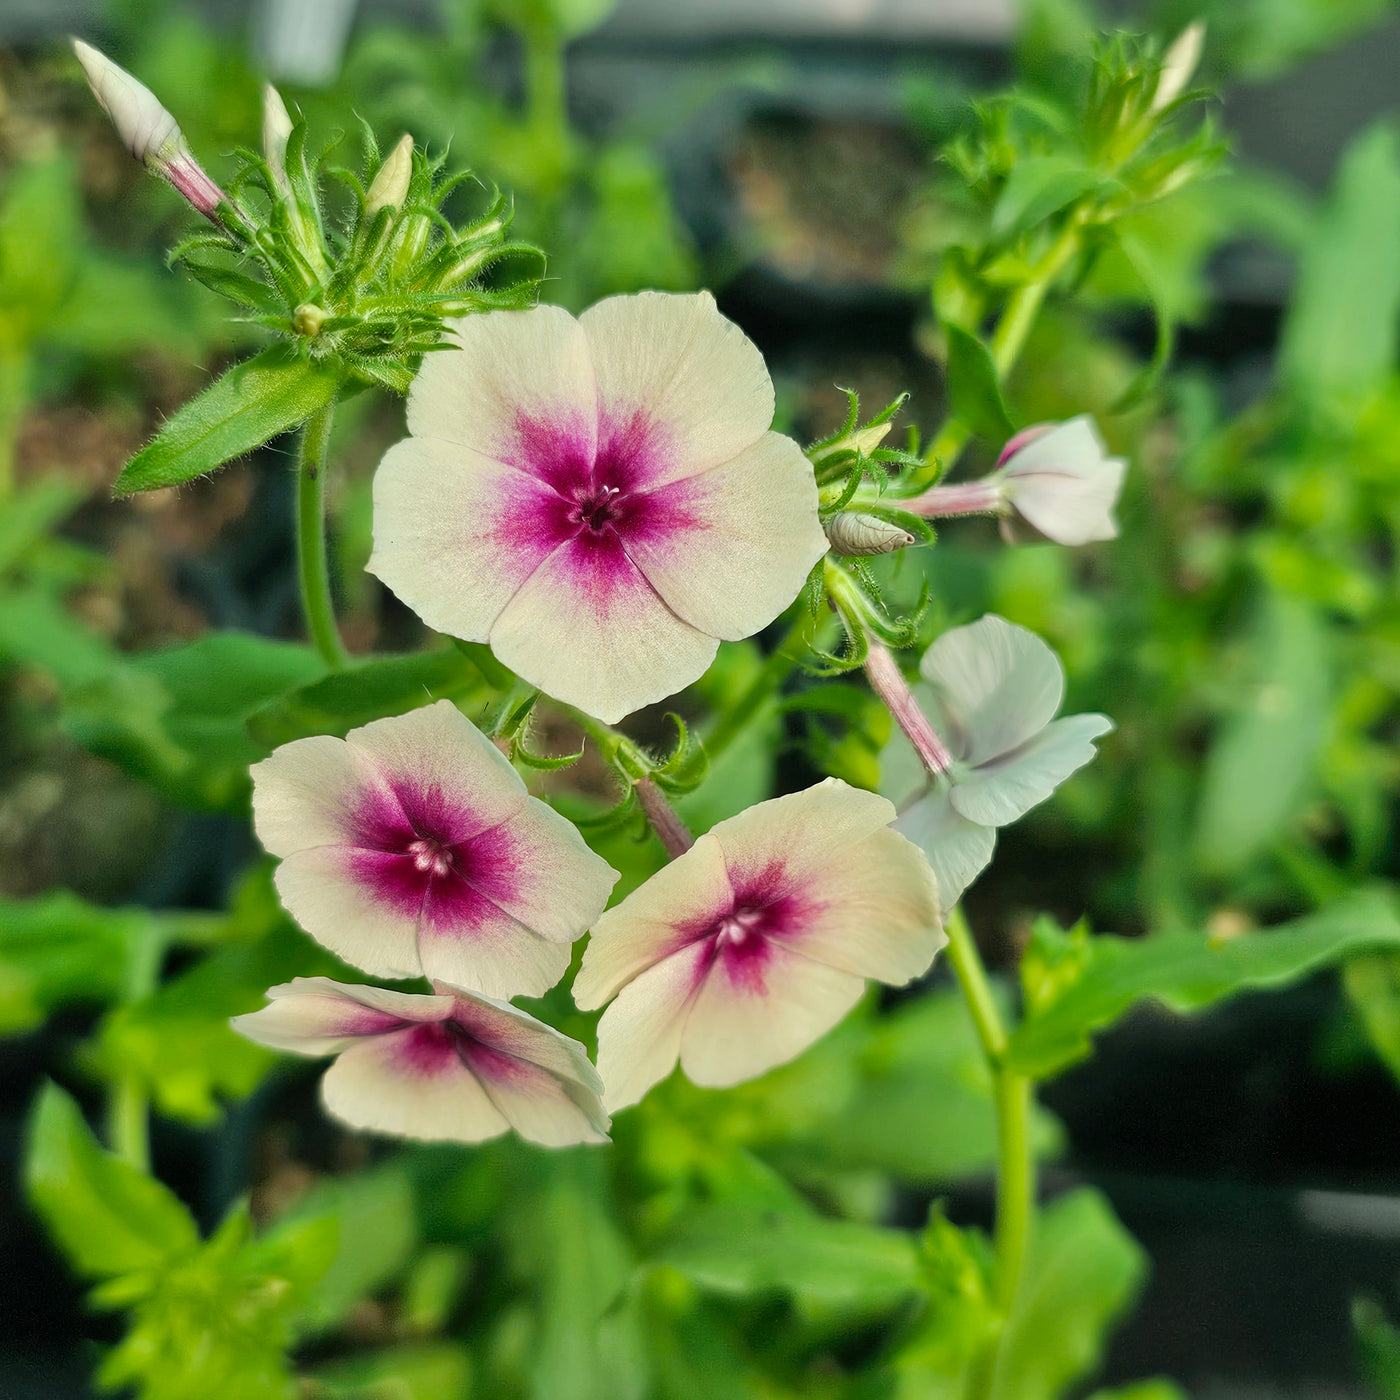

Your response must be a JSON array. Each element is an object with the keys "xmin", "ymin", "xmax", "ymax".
[{"xmin": 72, "ymin": 39, "xmax": 227, "ymax": 221}]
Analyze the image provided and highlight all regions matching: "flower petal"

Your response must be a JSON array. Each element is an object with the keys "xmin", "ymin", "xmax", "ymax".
[
  {"xmin": 595, "ymin": 941, "xmax": 710, "ymax": 1112},
  {"xmin": 950, "ymin": 711, "xmax": 1113, "ymax": 828},
  {"xmin": 1001, "ymin": 416, "xmax": 1125, "ymax": 546},
  {"xmin": 250, "ymin": 733, "xmax": 379, "ymax": 856},
  {"xmin": 406, "ymin": 306, "xmax": 597, "ymax": 469},
  {"xmin": 624, "ymin": 431, "xmax": 827, "ymax": 641},
  {"xmin": 766, "ymin": 827, "xmax": 944, "ymax": 985},
  {"xmin": 574, "ymin": 831, "xmax": 732, "ymax": 1009},
  {"xmin": 368, "ymin": 436, "xmax": 565, "ymax": 645},
  {"xmin": 679, "ymin": 940, "xmax": 865, "ymax": 1089},
  {"xmin": 447, "ymin": 985, "xmax": 605, "ymax": 1094},
  {"xmin": 580, "ymin": 291, "xmax": 773, "ymax": 483},
  {"xmin": 231, "ymin": 977, "xmax": 452, "ymax": 1055},
  {"xmin": 919, "ymin": 615, "xmax": 1064, "ymax": 767},
  {"xmin": 894, "ymin": 788, "xmax": 997, "ymax": 912},
  {"xmin": 417, "ymin": 896, "xmax": 575, "ymax": 1000},
  {"xmin": 708, "ymin": 778, "xmax": 898, "ymax": 896},
  {"xmin": 273, "ymin": 846, "xmax": 423, "ymax": 979},
  {"xmin": 488, "ymin": 531, "xmax": 717, "ymax": 724},
  {"xmin": 321, "ymin": 1025, "xmax": 511, "ymax": 1144}
]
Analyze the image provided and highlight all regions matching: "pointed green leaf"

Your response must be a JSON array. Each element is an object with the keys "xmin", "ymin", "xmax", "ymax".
[
  {"xmin": 114, "ymin": 345, "xmax": 343, "ymax": 496},
  {"xmin": 944, "ymin": 322, "xmax": 1015, "ymax": 443},
  {"xmin": 25, "ymin": 1082, "xmax": 198, "ymax": 1278}
]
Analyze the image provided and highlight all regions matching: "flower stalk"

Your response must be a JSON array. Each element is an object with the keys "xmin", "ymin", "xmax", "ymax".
[
  {"xmin": 863, "ymin": 639, "xmax": 953, "ymax": 776},
  {"xmin": 295, "ymin": 402, "xmax": 349, "ymax": 670},
  {"xmin": 635, "ymin": 776, "xmax": 694, "ymax": 858}
]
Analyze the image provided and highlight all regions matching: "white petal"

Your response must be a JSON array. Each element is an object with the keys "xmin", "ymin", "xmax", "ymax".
[
  {"xmin": 574, "ymin": 831, "xmax": 731, "ymax": 1009},
  {"xmin": 951, "ymin": 711, "xmax": 1113, "ymax": 828},
  {"xmin": 708, "ymin": 778, "xmax": 897, "ymax": 894},
  {"xmin": 344, "ymin": 700, "xmax": 528, "ymax": 836},
  {"xmin": 481, "ymin": 798, "xmax": 619, "ymax": 944},
  {"xmin": 488, "ymin": 532, "xmax": 717, "ymax": 724},
  {"xmin": 250, "ymin": 734, "xmax": 377, "ymax": 856},
  {"xmin": 919, "ymin": 615, "xmax": 1064, "ymax": 767},
  {"xmin": 595, "ymin": 941, "xmax": 710, "ymax": 1111},
  {"xmin": 417, "ymin": 906, "xmax": 575, "ymax": 1000},
  {"xmin": 894, "ymin": 788, "xmax": 997, "ymax": 912},
  {"xmin": 446, "ymin": 984, "xmax": 606, "ymax": 1094},
  {"xmin": 1001, "ymin": 416, "xmax": 1126, "ymax": 546},
  {"xmin": 322, "ymin": 1027, "xmax": 511, "ymax": 1144},
  {"xmin": 624, "ymin": 431, "xmax": 827, "ymax": 641},
  {"xmin": 368, "ymin": 436, "xmax": 564, "ymax": 644},
  {"xmin": 679, "ymin": 940, "xmax": 865, "ymax": 1089},
  {"xmin": 231, "ymin": 976, "xmax": 452, "ymax": 1055},
  {"xmin": 406, "ymin": 306, "xmax": 597, "ymax": 467},
  {"xmin": 274, "ymin": 846, "xmax": 423, "ymax": 979},
  {"xmin": 579, "ymin": 291, "xmax": 773, "ymax": 483},
  {"xmin": 770, "ymin": 827, "xmax": 944, "ymax": 985}
]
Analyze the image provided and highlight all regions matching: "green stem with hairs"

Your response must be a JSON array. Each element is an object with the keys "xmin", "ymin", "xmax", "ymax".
[{"xmin": 296, "ymin": 401, "xmax": 349, "ymax": 670}]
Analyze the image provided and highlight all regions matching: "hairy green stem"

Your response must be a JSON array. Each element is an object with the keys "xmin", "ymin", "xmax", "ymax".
[
  {"xmin": 702, "ymin": 608, "xmax": 814, "ymax": 763},
  {"xmin": 296, "ymin": 402, "xmax": 349, "ymax": 670},
  {"xmin": 105, "ymin": 927, "xmax": 164, "ymax": 1172},
  {"xmin": 944, "ymin": 907, "xmax": 1035, "ymax": 1337}
]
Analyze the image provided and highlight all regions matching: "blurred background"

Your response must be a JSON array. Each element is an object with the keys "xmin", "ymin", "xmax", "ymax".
[{"xmin": 7, "ymin": 1, "xmax": 1400, "ymax": 1396}]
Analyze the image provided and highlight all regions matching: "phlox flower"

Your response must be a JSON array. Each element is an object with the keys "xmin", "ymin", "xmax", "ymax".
[
  {"xmin": 886, "ymin": 615, "xmax": 1112, "ymax": 910},
  {"xmin": 369, "ymin": 291, "xmax": 829, "ymax": 723},
  {"xmin": 906, "ymin": 416, "xmax": 1125, "ymax": 547},
  {"xmin": 233, "ymin": 977, "xmax": 609, "ymax": 1146},
  {"xmin": 250, "ymin": 699, "xmax": 618, "ymax": 999},
  {"xmin": 575, "ymin": 778, "xmax": 944, "ymax": 1111}
]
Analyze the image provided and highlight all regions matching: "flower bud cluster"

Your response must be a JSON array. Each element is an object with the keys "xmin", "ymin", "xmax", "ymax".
[{"xmin": 72, "ymin": 40, "xmax": 541, "ymax": 392}]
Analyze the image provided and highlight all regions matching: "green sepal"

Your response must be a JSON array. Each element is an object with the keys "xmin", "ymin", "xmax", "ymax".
[{"xmin": 114, "ymin": 344, "xmax": 344, "ymax": 497}]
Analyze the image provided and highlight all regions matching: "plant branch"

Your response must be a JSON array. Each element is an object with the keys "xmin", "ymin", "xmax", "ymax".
[{"xmin": 296, "ymin": 401, "xmax": 349, "ymax": 669}]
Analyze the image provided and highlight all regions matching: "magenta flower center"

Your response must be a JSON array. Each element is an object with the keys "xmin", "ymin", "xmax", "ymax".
[
  {"xmin": 691, "ymin": 883, "xmax": 806, "ymax": 995},
  {"xmin": 567, "ymin": 483, "xmax": 625, "ymax": 534}
]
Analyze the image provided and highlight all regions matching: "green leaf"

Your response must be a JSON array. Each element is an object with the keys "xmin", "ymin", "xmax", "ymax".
[
  {"xmin": 114, "ymin": 344, "xmax": 343, "ymax": 496},
  {"xmin": 1085, "ymin": 1383, "xmax": 1189, "ymax": 1400},
  {"xmin": 1354, "ymin": 1295, "xmax": 1400, "ymax": 1398},
  {"xmin": 991, "ymin": 155, "xmax": 1103, "ymax": 240},
  {"xmin": 988, "ymin": 1189, "xmax": 1146, "ymax": 1400},
  {"xmin": 1343, "ymin": 954, "xmax": 1400, "ymax": 1087},
  {"xmin": 0, "ymin": 478, "xmax": 86, "ymax": 574},
  {"xmin": 0, "ymin": 585, "xmax": 118, "ymax": 690},
  {"xmin": 308, "ymin": 1343, "xmax": 473, "ymax": 1400},
  {"xmin": 1008, "ymin": 888, "xmax": 1400, "ymax": 1079},
  {"xmin": 1279, "ymin": 120, "xmax": 1400, "ymax": 401},
  {"xmin": 944, "ymin": 322, "xmax": 1015, "ymax": 443},
  {"xmin": 247, "ymin": 647, "xmax": 483, "ymax": 748},
  {"xmin": 1193, "ymin": 592, "xmax": 1330, "ymax": 874},
  {"xmin": 64, "ymin": 632, "xmax": 325, "ymax": 811},
  {"xmin": 24, "ymin": 1081, "xmax": 198, "ymax": 1278},
  {"xmin": 652, "ymin": 1198, "xmax": 922, "ymax": 1315}
]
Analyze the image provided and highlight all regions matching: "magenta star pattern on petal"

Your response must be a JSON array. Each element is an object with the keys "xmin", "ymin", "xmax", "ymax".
[
  {"xmin": 575, "ymin": 778, "xmax": 945, "ymax": 1111},
  {"xmin": 368, "ymin": 291, "xmax": 830, "ymax": 723},
  {"xmin": 250, "ymin": 699, "xmax": 618, "ymax": 999},
  {"xmin": 232, "ymin": 977, "xmax": 609, "ymax": 1146}
]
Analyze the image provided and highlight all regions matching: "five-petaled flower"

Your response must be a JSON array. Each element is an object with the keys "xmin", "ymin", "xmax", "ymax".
[
  {"xmin": 887, "ymin": 615, "xmax": 1112, "ymax": 910},
  {"xmin": 250, "ymin": 699, "xmax": 618, "ymax": 999},
  {"xmin": 232, "ymin": 976, "xmax": 609, "ymax": 1146},
  {"xmin": 906, "ymin": 416, "xmax": 1125, "ymax": 547},
  {"xmin": 368, "ymin": 291, "xmax": 830, "ymax": 723},
  {"xmin": 575, "ymin": 778, "xmax": 944, "ymax": 1111}
]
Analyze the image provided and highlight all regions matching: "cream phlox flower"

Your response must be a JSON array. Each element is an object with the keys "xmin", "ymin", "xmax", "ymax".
[
  {"xmin": 233, "ymin": 976, "xmax": 609, "ymax": 1146},
  {"xmin": 994, "ymin": 416, "xmax": 1126, "ymax": 545},
  {"xmin": 575, "ymin": 778, "xmax": 944, "ymax": 1111},
  {"xmin": 891, "ymin": 615, "xmax": 1112, "ymax": 909},
  {"xmin": 368, "ymin": 292, "xmax": 829, "ymax": 723},
  {"xmin": 250, "ymin": 699, "xmax": 618, "ymax": 999}
]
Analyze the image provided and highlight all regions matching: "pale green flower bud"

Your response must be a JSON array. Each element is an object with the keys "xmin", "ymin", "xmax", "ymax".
[
  {"xmin": 1152, "ymin": 21, "xmax": 1205, "ymax": 112},
  {"xmin": 262, "ymin": 84, "xmax": 294, "ymax": 196},
  {"xmin": 365, "ymin": 134, "xmax": 414, "ymax": 217}
]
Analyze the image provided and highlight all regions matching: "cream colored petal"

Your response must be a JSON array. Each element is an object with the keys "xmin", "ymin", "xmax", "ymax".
[
  {"xmin": 416, "ymin": 905, "xmax": 575, "ymax": 1001},
  {"xmin": 679, "ymin": 941, "xmax": 865, "ymax": 1089},
  {"xmin": 573, "ymin": 832, "xmax": 732, "ymax": 1009},
  {"xmin": 250, "ymin": 733, "xmax": 379, "ymax": 856},
  {"xmin": 488, "ymin": 533, "xmax": 717, "ymax": 724},
  {"xmin": 406, "ymin": 305, "xmax": 598, "ymax": 467},
  {"xmin": 230, "ymin": 976, "xmax": 452, "ymax": 1056},
  {"xmin": 368, "ymin": 435, "xmax": 565, "ymax": 646},
  {"xmin": 1001, "ymin": 416, "xmax": 1125, "ymax": 546},
  {"xmin": 446, "ymin": 984, "xmax": 605, "ymax": 1093},
  {"xmin": 625, "ymin": 432, "xmax": 826, "ymax": 641}
]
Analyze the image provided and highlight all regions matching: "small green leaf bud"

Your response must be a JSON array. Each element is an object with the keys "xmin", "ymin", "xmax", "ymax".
[{"xmin": 293, "ymin": 303, "xmax": 326, "ymax": 338}]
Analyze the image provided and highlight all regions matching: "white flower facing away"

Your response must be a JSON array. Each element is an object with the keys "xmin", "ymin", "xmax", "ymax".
[
  {"xmin": 889, "ymin": 615, "xmax": 1112, "ymax": 910},
  {"xmin": 368, "ymin": 291, "xmax": 829, "ymax": 724},
  {"xmin": 232, "ymin": 977, "xmax": 609, "ymax": 1146},
  {"xmin": 995, "ymin": 416, "xmax": 1126, "ymax": 546},
  {"xmin": 250, "ymin": 699, "xmax": 618, "ymax": 999},
  {"xmin": 575, "ymin": 778, "xmax": 945, "ymax": 1111}
]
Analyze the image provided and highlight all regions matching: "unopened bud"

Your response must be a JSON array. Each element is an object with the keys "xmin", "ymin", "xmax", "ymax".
[
  {"xmin": 365, "ymin": 134, "xmax": 413, "ymax": 217},
  {"xmin": 825, "ymin": 512, "xmax": 916, "ymax": 557},
  {"xmin": 1152, "ymin": 21, "xmax": 1205, "ymax": 112},
  {"xmin": 262, "ymin": 84, "xmax": 294, "ymax": 196},
  {"xmin": 293, "ymin": 303, "xmax": 326, "ymax": 338},
  {"xmin": 72, "ymin": 39, "xmax": 228, "ymax": 222}
]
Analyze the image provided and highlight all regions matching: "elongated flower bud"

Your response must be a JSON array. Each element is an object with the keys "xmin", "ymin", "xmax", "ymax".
[
  {"xmin": 365, "ymin": 134, "xmax": 414, "ymax": 217},
  {"xmin": 72, "ymin": 39, "xmax": 227, "ymax": 222},
  {"xmin": 262, "ymin": 84, "xmax": 294, "ymax": 196},
  {"xmin": 824, "ymin": 511, "xmax": 915, "ymax": 557},
  {"xmin": 1152, "ymin": 21, "xmax": 1205, "ymax": 112}
]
